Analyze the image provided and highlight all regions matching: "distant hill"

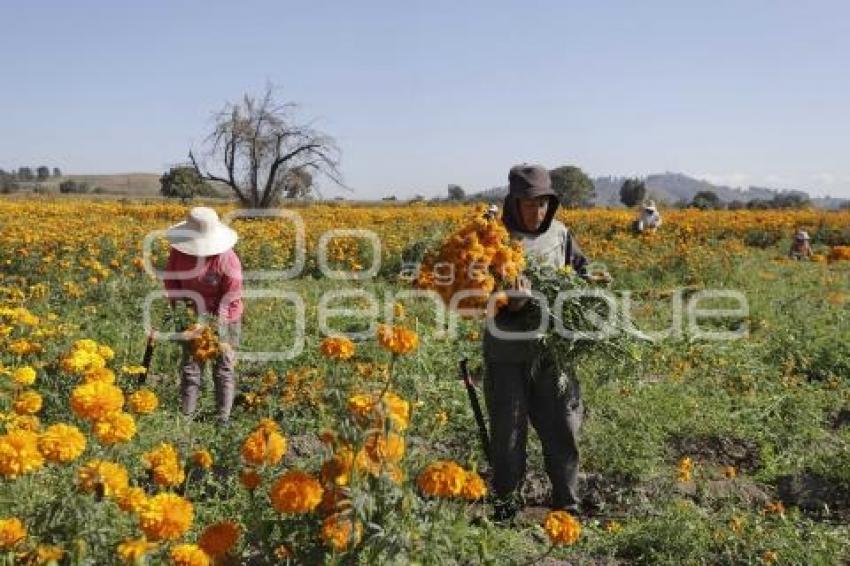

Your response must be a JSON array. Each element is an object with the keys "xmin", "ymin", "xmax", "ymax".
[
  {"xmin": 2, "ymin": 173, "xmax": 231, "ymax": 199},
  {"xmin": 471, "ymin": 172, "xmax": 848, "ymax": 209}
]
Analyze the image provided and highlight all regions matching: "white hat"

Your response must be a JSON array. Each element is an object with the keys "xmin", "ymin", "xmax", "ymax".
[
  {"xmin": 795, "ymin": 229, "xmax": 810, "ymax": 241},
  {"xmin": 644, "ymin": 200, "xmax": 657, "ymax": 211},
  {"xmin": 166, "ymin": 207, "xmax": 238, "ymax": 257}
]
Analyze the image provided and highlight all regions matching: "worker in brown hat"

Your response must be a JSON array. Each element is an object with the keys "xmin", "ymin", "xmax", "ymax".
[{"xmin": 483, "ymin": 163, "xmax": 593, "ymax": 522}]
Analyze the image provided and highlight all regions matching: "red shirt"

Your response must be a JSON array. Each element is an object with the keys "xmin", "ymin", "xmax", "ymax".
[{"xmin": 162, "ymin": 248, "xmax": 244, "ymax": 322}]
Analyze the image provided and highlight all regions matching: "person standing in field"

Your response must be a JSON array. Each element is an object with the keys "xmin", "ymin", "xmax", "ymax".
[
  {"xmin": 483, "ymin": 164, "xmax": 593, "ymax": 521},
  {"xmin": 634, "ymin": 200, "xmax": 662, "ymax": 233},
  {"xmin": 162, "ymin": 206, "xmax": 243, "ymax": 424},
  {"xmin": 789, "ymin": 229, "xmax": 813, "ymax": 260}
]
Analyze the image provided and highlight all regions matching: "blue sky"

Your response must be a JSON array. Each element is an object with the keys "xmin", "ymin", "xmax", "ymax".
[{"xmin": 2, "ymin": 0, "xmax": 849, "ymax": 198}]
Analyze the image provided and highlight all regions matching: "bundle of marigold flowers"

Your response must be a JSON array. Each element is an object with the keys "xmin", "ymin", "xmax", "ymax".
[
  {"xmin": 416, "ymin": 206, "xmax": 524, "ymax": 314},
  {"xmin": 186, "ymin": 324, "xmax": 221, "ymax": 363}
]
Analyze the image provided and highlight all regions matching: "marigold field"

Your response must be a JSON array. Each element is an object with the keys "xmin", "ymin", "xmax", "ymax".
[{"xmin": 1, "ymin": 197, "xmax": 849, "ymax": 565}]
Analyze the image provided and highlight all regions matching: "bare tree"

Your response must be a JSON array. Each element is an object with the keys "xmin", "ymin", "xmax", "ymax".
[{"xmin": 190, "ymin": 85, "xmax": 342, "ymax": 207}]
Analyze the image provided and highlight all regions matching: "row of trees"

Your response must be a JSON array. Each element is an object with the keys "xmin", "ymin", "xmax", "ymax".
[{"xmin": 0, "ymin": 166, "xmax": 61, "ymax": 181}]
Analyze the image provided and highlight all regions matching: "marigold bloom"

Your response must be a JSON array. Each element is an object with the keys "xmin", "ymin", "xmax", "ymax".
[
  {"xmin": 321, "ymin": 446, "xmax": 354, "ymax": 487},
  {"xmin": 192, "ymin": 449, "xmax": 213, "ymax": 469},
  {"xmin": 38, "ymin": 423, "xmax": 86, "ymax": 463},
  {"xmin": 170, "ymin": 544, "xmax": 210, "ymax": 566},
  {"xmin": 139, "ymin": 492, "xmax": 194, "ymax": 541},
  {"xmin": 117, "ymin": 538, "xmax": 158, "ymax": 564},
  {"xmin": 142, "ymin": 443, "xmax": 185, "ymax": 488},
  {"xmin": 121, "ymin": 365, "xmax": 148, "ymax": 376},
  {"xmin": 32, "ymin": 544, "xmax": 65, "ymax": 563},
  {"xmin": 77, "ymin": 460, "xmax": 129, "ymax": 497},
  {"xmin": 321, "ymin": 513, "xmax": 363, "ymax": 552},
  {"xmin": 93, "ymin": 411, "xmax": 137, "ymax": 445},
  {"xmin": 362, "ymin": 432, "xmax": 405, "ymax": 465},
  {"xmin": 239, "ymin": 468, "xmax": 262, "ymax": 490},
  {"xmin": 128, "ymin": 389, "xmax": 159, "ymax": 414},
  {"xmin": 677, "ymin": 456, "xmax": 693, "ymax": 482},
  {"xmin": 0, "ymin": 517, "xmax": 27, "ymax": 549},
  {"xmin": 269, "ymin": 470, "xmax": 323, "ymax": 514},
  {"xmin": 376, "ymin": 324, "xmax": 419, "ymax": 355},
  {"xmin": 0, "ymin": 430, "xmax": 43, "ymax": 478},
  {"xmin": 320, "ymin": 336, "xmax": 356, "ymax": 360},
  {"xmin": 116, "ymin": 486, "xmax": 148, "ymax": 514},
  {"xmin": 461, "ymin": 470, "xmax": 487, "ymax": 500},
  {"xmin": 11, "ymin": 366, "xmax": 36, "ymax": 386},
  {"xmin": 417, "ymin": 460, "xmax": 466, "ymax": 497},
  {"xmin": 13, "ymin": 390, "xmax": 42, "ymax": 415},
  {"xmin": 70, "ymin": 381, "xmax": 124, "ymax": 421},
  {"xmin": 543, "ymin": 510, "xmax": 582, "ymax": 546},
  {"xmin": 82, "ymin": 367, "xmax": 116, "ymax": 384},
  {"xmin": 198, "ymin": 521, "xmax": 240, "ymax": 558},
  {"xmin": 241, "ymin": 422, "xmax": 287, "ymax": 466}
]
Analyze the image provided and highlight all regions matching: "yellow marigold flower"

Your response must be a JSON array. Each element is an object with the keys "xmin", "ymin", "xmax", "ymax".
[
  {"xmin": 170, "ymin": 544, "xmax": 210, "ymax": 566},
  {"xmin": 543, "ymin": 510, "xmax": 582, "ymax": 546},
  {"xmin": 347, "ymin": 393, "xmax": 374, "ymax": 421},
  {"xmin": 604, "ymin": 519, "xmax": 622, "ymax": 533},
  {"xmin": 60, "ymin": 346, "xmax": 105, "ymax": 375},
  {"xmin": 8, "ymin": 339, "xmax": 43, "ymax": 356},
  {"xmin": 77, "ymin": 460, "xmax": 129, "ymax": 497},
  {"xmin": 116, "ymin": 486, "xmax": 148, "ymax": 514},
  {"xmin": 93, "ymin": 412, "xmax": 137, "ymax": 445},
  {"xmin": 97, "ymin": 344, "xmax": 115, "ymax": 361},
  {"xmin": 435, "ymin": 411, "xmax": 448, "ymax": 426},
  {"xmin": 461, "ymin": 470, "xmax": 487, "ymax": 500},
  {"xmin": 376, "ymin": 324, "xmax": 419, "ymax": 355},
  {"xmin": 321, "ymin": 446, "xmax": 354, "ymax": 487},
  {"xmin": 82, "ymin": 367, "xmax": 116, "ymax": 384},
  {"xmin": 0, "ymin": 430, "xmax": 43, "ymax": 478},
  {"xmin": 241, "ymin": 423, "xmax": 287, "ymax": 466},
  {"xmin": 0, "ymin": 517, "xmax": 27, "ymax": 549},
  {"xmin": 128, "ymin": 389, "xmax": 159, "ymax": 414},
  {"xmin": 11, "ymin": 366, "xmax": 36, "ymax": 386},
  {"xmin": 417, "ymin": 460, "xmax": 466, "ymax": 497},
  {"xmin": 139, "ymin": 492, "xmax": 194, "ymax": 541},
  {"xmin": 382, "ymin": 392, "xmax": 410, "ymax": 431},
  {"xmin": 192, "ymin": 449, "xmax": 213, "ymax": 470},
  {"xmin": 321, "ymin": 513, "xmax": 363, "ymax": 552},
  {"xmin": 142, "ymin": 443, "xmax": 185, "ymax": 488},
  {"xmin": 269, "ymin": 470, "xmax": 323, "ymax": 514},
  {"xmin": 320, "ymin": 336, "xmax": 356, "ymax": 360},
  {"xmin": 38, "ymin": 423, "xmax": 86, "ymax": 463},
  {"xmin": 121, "ymin": 365, "xmax": 148, "ymax": 376},
  {"xmin": 677, "ymin": 456, "xmax": 693, "ymax": 482},
  {"xmin": 13, "ymin": 390, "xmax": 42, "ymax": 415},
  {"xmin": 70, "ymin": 381, "xmax": 124, "ymax": 421},
  {"xmin": 117, "ymin": 538, "xmax": 158, "ymax": 564},
  {"xmin": 724, "ymin": 465, "xmax": 737, "ymax": 478},
  {"xmin": 7, "ymin": 414, "xmax": 40, "ymax": 433},
  {"xmin": 362, "ymin": 432, "xmax": 405, "ymax": 465},
  {"xmin": 198, "ymin": 521, "xmax": 240, "ymax": 558},
  {"xmin": 239, "ymin": 468, "xmax": 261, "ymax": 490},
  {"xmin": 762, "ymin": 550, "xmax": 779, "ymax": 563},
  {"xmin": 32, "ymin": 544, "xmax": 65, "ymax": 564}
]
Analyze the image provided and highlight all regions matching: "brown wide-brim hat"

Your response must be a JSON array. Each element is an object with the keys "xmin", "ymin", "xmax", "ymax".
[{"xmin": 502, "ymin": 163, "xmax": 559, "ymax": 235}]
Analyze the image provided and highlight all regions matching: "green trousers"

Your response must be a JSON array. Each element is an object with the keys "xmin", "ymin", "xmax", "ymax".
[{"xmin": 483, "ymin": 334, "xmax": 583, "ymax": 510}]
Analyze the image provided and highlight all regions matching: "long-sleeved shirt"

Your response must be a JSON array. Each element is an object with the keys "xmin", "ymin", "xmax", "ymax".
[{"xmin": 162, "ymin": 247, "xmax": 243, "ymax": 322}]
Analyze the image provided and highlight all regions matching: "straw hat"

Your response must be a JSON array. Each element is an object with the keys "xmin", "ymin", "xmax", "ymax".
[
  {"xmin": 795, "ymin": 230, "xmax": 810, "ymax": 241},
  {"xmin": 166, "ymin": 207, "xmax": 238, "ymax": 257},
  {"xmin": 644, "ymin": 200, "xmax": 657, "ymax": 211}
]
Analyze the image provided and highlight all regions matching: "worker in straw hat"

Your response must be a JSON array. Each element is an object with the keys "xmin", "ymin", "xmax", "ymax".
[
  {"xmin": 161, "ymin": 206, "xmax": 243, "ymax": 424},
  {"xmin": 789, "ymin": 229, "xmax": 813, "ymax": 260},
  {"xmin": 633, "ymin": 200, "xmax": 662, "ymax": 234}
]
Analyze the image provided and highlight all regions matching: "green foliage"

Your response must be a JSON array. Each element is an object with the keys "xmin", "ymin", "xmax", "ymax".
[
  {"xmin": 619, "ymin": 177, "xmax": 646, "ymax": 207},
  {"xmin": 690, "ymin": 190, "xmax": 722, "ymax": 210},
  {"xmin": 550, "ymin": 165, "xmax": 595, "ymax": 208},
  {"xmin": 159, "ymin": 165, "xmax": 214, "ymax": 201},
  {"xmin": 59, "ymin": 180, "xmax": 90, "ymax": 193}
]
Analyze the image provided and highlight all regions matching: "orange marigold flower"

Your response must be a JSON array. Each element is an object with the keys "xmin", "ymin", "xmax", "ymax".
[
  {"xmin": 269, "ymin": 470, "xmax": 323, "ymax": 514},
  {"xmin": 128, "ymin": 389, "xmax": 159, "ymax": 414},
  {"xmin": 38, "ymin": 423, "xmax": 86, "ymax": 463},
  {"xmin": 169, "ymin": 543, "xmax": 210, "ymax": 566},
  {"xmin": 321, "ymin": 446, "xmax": 354, "ymax": 487},
  {"xmin": 12, "ymin": 390, "xmax": 42, "ymax": 415},
  {"xmin": 239, "ymin": 468, "xmax": 262, "ymax": 490},
  {"xmin": 116, "ymin": 486, "xmax": 148, "ymax": 514},
  {"xmin": 376, "ymin": 324, "xmax": 419, "ymax": 355},
  {"xmin": 192, "ymin": 449, "xmax": 213, "ymax": 470},
  {"xmin": 416, "ymin": 460, "xmax": 466, "ymax": 497},
  {"xmin": 70, "ymin": 381, "xmax": 124, "ymax": 421},
  {"xmin": 321, "ymin": 512, "xmax": 363, "ymax": 552},
  {"xmin": 0, "ymin": 517, "xmax": 27, "ymax": 550},
  {"xmin": 77, "ymin": 460, "xmax": 129, "ymax": 497},
  {"xmin": 117, "ymin": 538, "xmax": 158, "ymax": 564},
  {"xmin": 320, "ymin": 336, "xmax": 356, "ymax": 360},
  {"xmin": 93, "ymin": 411, "xmax": 137, "ymax": 445},
  {"xmin": 461, "ymin": 470, "xmax": 487, "ymax": 500},
  {"xmin": 241, "ymin": 421, "xmax": 287, "ymax": 466},
  {"xmin": 138, "ymin": 492, "xmax": 194, "ymax": 541},
  {"xmin": 11, "ymin": 366, "xmax": 36, "ymax": 386},
  {"xmin": 543, "ymin": 510, "xmax": 582, "ymax": 546},
  {"xmin": 198, "ymin": 521, "xmax": 240, "ymax": 558},
  {"xmin": 82, "ymin": 367, "xmax": 116, "ymax": 384},
  {"xmin": 0, "ymin": 430, "xmax": 44, "ymax": 478}
]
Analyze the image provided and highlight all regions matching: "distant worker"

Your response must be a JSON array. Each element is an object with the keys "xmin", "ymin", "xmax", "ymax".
[
  {"xmin": 633, "ymin": 200, "xmax": 662, "ymax": 233},
  {"xmin": 484, "ymin": 204, "xmax": 500, "ymax": 220},
  {"xmin": 789, "ymin": 229, "xmax": 813, "ymax": 260}
]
